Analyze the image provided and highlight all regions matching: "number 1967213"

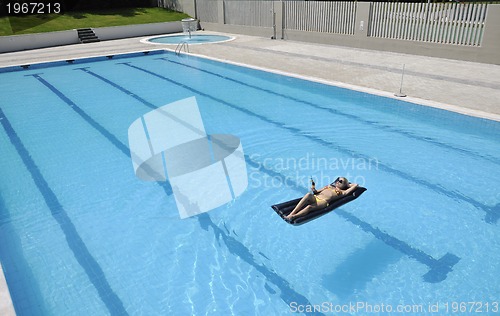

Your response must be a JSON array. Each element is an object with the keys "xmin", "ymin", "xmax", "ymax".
[{"xmin": 5, "ymin": 2, "xmax": 62, "ymax": 15}]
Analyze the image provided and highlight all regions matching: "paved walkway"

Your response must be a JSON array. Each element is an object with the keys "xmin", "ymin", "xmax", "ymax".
[
  {"xmin": 0, "ymin": 263, "xmax": 15, "ymax": 316},
  {"xmin": 1, "ymin": 32, "xmax": 499, "ymax": 121}
]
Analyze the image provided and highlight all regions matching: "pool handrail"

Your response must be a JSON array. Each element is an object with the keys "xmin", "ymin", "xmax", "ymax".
[{"xmin": 175, "ymin": 42, "xmax": 189, "ymax": 55}]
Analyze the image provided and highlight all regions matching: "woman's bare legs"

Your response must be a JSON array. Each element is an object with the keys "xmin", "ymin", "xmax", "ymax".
[
  {"xmin": 288, "ymin": 203, "xmax": 324, "ymax": 220},
  {"xmin": 285, "ymin": 193, "xmax": 315, "ymax": 219},
  {"xmin": 285, "ymin": 193, "xmax": 326, "ymax": 220}
]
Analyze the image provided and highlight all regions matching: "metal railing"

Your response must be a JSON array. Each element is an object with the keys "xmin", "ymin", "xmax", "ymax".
[
  {"xmin": 368, "ymin": 2, "xmax": 488, "ymax": 46},
  {"xmin": 175, "ymin": 42, "xmax": 189, "ymax": 55},
  {"xmin": 224, "ymin": 1, "xmax": 274, "ymax": 28},
  {"xmin": 283, "ymin": 1, "xmax": 357, "ymax": 35}
]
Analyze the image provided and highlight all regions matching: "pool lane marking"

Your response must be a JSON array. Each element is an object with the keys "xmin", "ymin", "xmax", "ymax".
[
  {"xmin": 0, "ymin": 187, "xmax": 47, "ymax": 313},
  {"xmin": 197, "ymin": 213, "xmax": 325, "ymax": 315},
  {"xmin": 29, "ymin": 74, "xmax": 129, "ymax": 156},
  {"xmin": 0, "ymin": 107, "xmax": 129, "ymax": 316},
  {"xmin": 335, "ymin": 209, "xmax": 460, "ymax": 283},
  {"xmin": 119, "ymin": 63, "xmax": 499, "ymax": 224},
  {"xmin": 27, "ymin": 73, "xmax": 173, "ymax": 196},
  {"xmin": 244, "ymin": 158, "xmax": 461, "ymax": 283},
  {"xmin": 74, "ymin": 67, "xmax": 158, "ymax": 111},
  {"xmin": 162, "ymin": 58, "xmax": 500, "ymax": 166},
  {"xmin": 75, "ymin": 67, "xmax": 207, "ymax": 139},
  {"xmin": 87, "ymin": 63, "xmax": 461, "ymax": 282}
]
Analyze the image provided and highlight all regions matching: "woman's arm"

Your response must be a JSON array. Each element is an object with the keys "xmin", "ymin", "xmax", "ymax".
[
  {"xmin": 312, "ymin": 185, "xmax": 328, "ymax": 194},
  {"xmin": 342, "ymin": 183, "xmax": 359, "ymax": 196}
]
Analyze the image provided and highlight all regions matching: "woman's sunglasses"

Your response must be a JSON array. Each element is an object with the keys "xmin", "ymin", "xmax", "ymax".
[{"xmin": 331, "ymin": 177, "xmax": 343, "ymax": 186}]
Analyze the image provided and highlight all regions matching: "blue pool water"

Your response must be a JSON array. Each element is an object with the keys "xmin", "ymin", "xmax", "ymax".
[
  {"xmin": 146, "ymin": 34, "xmax": 232, "ymax": 44},
  {"xmin": 0, "ymin": 50, "xmax": 499, "ymax": 315}
]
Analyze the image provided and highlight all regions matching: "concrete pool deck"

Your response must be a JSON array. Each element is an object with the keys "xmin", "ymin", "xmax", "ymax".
[
  {"xmin": 1, "ymin": 31, "xmax": 499, "ymax": 121},
  {"xmin": 0, "ymin": 263, "xmax": 15, "ymax": 316}
]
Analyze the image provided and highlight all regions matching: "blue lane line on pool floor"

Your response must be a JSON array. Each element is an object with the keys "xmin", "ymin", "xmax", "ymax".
[
  {"xmin": 335, "ymin": 209, "xmax": 460, "ymax": 283},
  {"xmin": 163, "ymin": 58, "xmax": 500, "ymax": 166},
  {"xmin": 0, "ymin": 107, "xmax": 129, "ymax": 316},
  {"xmin": 28, "ymin": 74, "xmax": 130, "ymax": 155},
  {"xmin": 74, "ymin": 67, "xmax": 158, "ymax": 111},
  {"xmin": 27, "ymin": 73, "xmax": 173, "ymax": 196},
  {"xmin": 77, "ymin": 64, "xmax": 461, "ymax": 282},
  {"xmin": 0, "ymin": 192, "xmax": 47, "ymax": 314},
  {"xmin": 120, "ymin": 62, "xmax": 498, "ymax": 224},
  {"xmin": 197, "ymin": 213, "xmax": 325, "ymax": 316}
]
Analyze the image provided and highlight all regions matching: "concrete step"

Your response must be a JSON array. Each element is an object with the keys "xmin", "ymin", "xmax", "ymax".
[{"xmin": 77, "ymin": 28, "xmax": 100, "ymax": 44}]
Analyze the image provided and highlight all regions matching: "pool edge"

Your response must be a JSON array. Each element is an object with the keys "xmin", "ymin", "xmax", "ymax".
[
  {"xmin": 140, "ymin": 33, "xmax": 235, "ymax": 46},
  {"xmin": 177, "ymin": 50, "xmax": 500, "ymax": 123},
  {"xmin": 0, "ymin": 262, "xmax": 16, "ymax": 316},
  {"xmin": 0, "ymin": 49, "xmax": 167, "ymax": 73}
]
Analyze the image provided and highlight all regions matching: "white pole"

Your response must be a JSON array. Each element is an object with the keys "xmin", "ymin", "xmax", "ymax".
[{"xmin": 395, "ymin": 64, "xmax": 407, "ymax": 97}]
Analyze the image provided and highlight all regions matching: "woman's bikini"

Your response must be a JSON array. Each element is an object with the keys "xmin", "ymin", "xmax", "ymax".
[{"xmin": 314, "ymin": 185, "xmax": 342, "ymax": 207}]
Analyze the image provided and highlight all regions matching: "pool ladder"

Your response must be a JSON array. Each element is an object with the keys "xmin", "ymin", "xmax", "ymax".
[{"xmin": 175, "ymin": 42, "xmax": 189, "ymax": 55}]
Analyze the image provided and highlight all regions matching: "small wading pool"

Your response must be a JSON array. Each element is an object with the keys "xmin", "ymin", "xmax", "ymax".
[{"xmin": 144, "ymin": 34, "xmax": 233, "ymax": 45}]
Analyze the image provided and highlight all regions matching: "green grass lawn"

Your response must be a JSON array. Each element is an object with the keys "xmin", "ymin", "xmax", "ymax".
[{"xmin": 0, "ymin": 7, "xmax": 190, "ymax": 36}]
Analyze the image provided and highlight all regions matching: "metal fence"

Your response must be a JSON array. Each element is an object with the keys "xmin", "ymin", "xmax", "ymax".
[
  {"xmin": 283, "ymin": 1, "xmax": 356, "ymax": 35},
  {"xmin": 224, "ymin": 1, "xmax": 274, "ymax": 27},
  {"xmin": 192, "ymin": 0, "xmax": 488, "ymax": 47},
  {"xmin": 368, "ymin": 2, "xmax": 488, "ymax": 46},
  {"xmin": 196, "ymin": 0, "xmax": 219, "ymax": 24}
]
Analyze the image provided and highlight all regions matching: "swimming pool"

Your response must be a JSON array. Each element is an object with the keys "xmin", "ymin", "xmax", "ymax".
[
  {"xmin": 0, "ymin": 50, "xmax": 499, "ymax": 315},
  {"xmin": 144, "ymin": 34, "xmax": 233, "ymax": 45}
]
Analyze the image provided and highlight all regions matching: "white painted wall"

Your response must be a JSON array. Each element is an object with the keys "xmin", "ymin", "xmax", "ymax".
[
  {"xmin": 0, "ymin": 30, "xmax": 78, "ymax": 53},
  {"xmin": 0, "ymin": 21, "xmax": 182, "ymax": 53},
  {"xmin": 93, "ymin": 21, "xmax": 182, "ymax": 40}
]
